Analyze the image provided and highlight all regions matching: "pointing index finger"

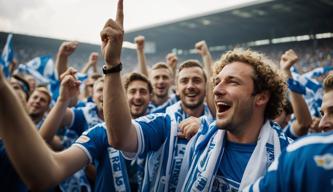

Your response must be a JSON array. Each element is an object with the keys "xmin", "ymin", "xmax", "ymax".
[{"xmin": 116, "ymin": 0, "xmax": 124, "ymax": 28}]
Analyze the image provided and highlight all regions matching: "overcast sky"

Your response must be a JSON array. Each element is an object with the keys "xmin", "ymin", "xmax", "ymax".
[{"xmin": 0, "ymin": 0, "xmax": 255, "ymax": 44}]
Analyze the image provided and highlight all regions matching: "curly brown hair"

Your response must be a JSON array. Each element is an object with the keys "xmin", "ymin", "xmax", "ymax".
[
  {"xmin": 323, "ymin": 74, "xmax": 333, "ymax": 93},
  {"xmin": 215, "ymin": 49, "xmax": 287, "ymax": 119}
]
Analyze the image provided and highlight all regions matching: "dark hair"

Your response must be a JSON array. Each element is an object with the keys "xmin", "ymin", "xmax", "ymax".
[
  {"xmin": 283, "ymin": 99, "xmax": 293, "ymax": 115},
  {"xmin": 12, "ymin": 74, "xmax": 30, "ymax": 99},
  {"xmin": 176, "ymin": 60, "xmax": 207, "ymax": 82},
  {"xmin": 90, "ymin": 73, "xmax": 102, "ymax": 81},
  {"xmin": 123, "ymin": 72, "xmax": 153, "ymax": 94}
]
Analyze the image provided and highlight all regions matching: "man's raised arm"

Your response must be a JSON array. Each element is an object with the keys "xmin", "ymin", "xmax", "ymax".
[
  {"xmin": 102, "ymin": 0, "xmax": 138, "ymax": 152},
  {"xmin": 55, "ymin": 41, "xmax": 78, "ymax": 79},
  {"xmin": 0, "ymin": 67, "xmax": 88, "ymax": 190},
  {"xmin": 135, "ymin": 35, "xmax": 149, "ymax": 77},
  {"xmin": 280, "ymin": 49, "xmax": 312, "ymax": 136}
]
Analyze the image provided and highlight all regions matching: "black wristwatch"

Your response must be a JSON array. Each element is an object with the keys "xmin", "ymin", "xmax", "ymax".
[{"xmin": 102, "ymin": 63, "xmax": 122, "ymax": 74}]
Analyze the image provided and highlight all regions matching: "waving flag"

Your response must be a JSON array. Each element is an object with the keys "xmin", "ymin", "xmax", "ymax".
[
  {"xmin": 26, "ymin": 55, "xmax": 56, "ymax": 80},
  {"xmin": 16, "ymin": 55, "xmax": 56, "ymax": 85},
  {"xmin": 1, "ymin": 33, "xmax": 14, "ymax": 78}
]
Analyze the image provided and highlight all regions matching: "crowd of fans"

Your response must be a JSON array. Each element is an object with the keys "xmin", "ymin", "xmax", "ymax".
[{"xmin": 0, "ymin": 1, "xmax": 333, "ymax": 191}]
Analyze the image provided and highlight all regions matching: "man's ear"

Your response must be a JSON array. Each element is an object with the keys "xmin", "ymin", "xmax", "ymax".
[{"xmin": 255, "ymin": 90, "xmax": 270, "ymax": 107}]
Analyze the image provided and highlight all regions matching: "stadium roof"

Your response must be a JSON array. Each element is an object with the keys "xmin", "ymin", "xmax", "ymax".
[{"xmin": 124, "ymin": 0, "xmax": 333, "ymax": 53}]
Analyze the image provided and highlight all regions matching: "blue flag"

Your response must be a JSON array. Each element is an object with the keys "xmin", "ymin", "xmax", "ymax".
[
  {"xmin": 15, "ymin": 55, "xmax": 62, "ymax": 102},
  {"xmin": 1, "ymin": 33, "xmax": 14, "ymax": 78},
  {"xmin": 16, "ymin": 55, "xmax": 56, "ymax": 85},
  {"xmin": 26, "ymin": 55, "xmax": 56, "ymax": 80}
]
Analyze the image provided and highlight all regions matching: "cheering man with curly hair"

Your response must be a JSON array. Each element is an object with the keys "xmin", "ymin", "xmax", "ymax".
[{"xmin": 178, "ymin": 49, "xmax": 293, "ymax": 191}]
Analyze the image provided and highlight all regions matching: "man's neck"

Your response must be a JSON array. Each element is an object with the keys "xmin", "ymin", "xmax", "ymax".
[
  {"xmin": 226, "ymin": 118, "xmax": 265, "ymax": 144},
  {"xmin": 181, "ymin": 103, "xmax": 205, "ymax": 118},
  {"xmin": 152, "ymin": 95, "xmax": 169, "ymax": 106},
  {"xmin": 30, "ymin": 114, "xmax": 43, "ymax": 125}
]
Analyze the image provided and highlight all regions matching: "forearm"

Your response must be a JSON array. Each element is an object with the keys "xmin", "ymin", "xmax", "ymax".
[
  {"xmin": 137, "ymin": 49, "xmax": 149, "ymax": 77},
  {"xmin": 0, "ymin": 81, "xmax": 60, "ymax": 189},
  {"xmin": 202, "ymin": 51, "xmax": 215, "ymax": 115},
  {"xmin": 39, "ymin": 99, "xmax": 69, "ymax": 143},
  {"xmin": 103, "ymin": 72, "xmax": 137, "ymax": 152},
  {"xmin": 286, "ymin": 70, "xmax": 312, "ymax": 135},
  {"xmin": 290, "ymin": 90, "xmax": 312, "ymax": 135},
  {"xmin": 92, "ymin": 63, "xmax": 98, "ymax": 73},
  {"xmin": 56, "ymin": 53, "xmax": 68, "ymax": 78},
  {"xmin": 202, "ymin": 53, "xmax": 214, "ymax": 77},
  {"xmin": 80, "ymin": 62, "xmax": 91, "ymax": 74}
]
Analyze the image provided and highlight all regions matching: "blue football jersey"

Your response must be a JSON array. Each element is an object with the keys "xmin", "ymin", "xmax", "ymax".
[
  {"xmin": 244, "ymin": 131, "xmax": 333, "ymax": 192},
  {"xmin": 74, "ymin": 124, "xmax": 131, "ymax": 191}
]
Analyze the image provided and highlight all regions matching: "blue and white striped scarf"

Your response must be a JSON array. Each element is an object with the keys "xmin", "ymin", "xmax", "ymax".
[
  {"xmin": 180, "ymin": 120, "xmax": 291, "ymax": 191},
  {"xmin": 141, "ymin": 101, "xmax": 213, "ymax": 192},
  {"xmin": 290, "ymin": 66, "xmax": 333, "ymax": 117}
]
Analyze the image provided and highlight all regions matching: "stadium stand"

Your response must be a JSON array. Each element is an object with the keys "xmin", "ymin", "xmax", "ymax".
[{"xmin": 1, "ymin": 0, "xmax": 332, "ymax": 73}]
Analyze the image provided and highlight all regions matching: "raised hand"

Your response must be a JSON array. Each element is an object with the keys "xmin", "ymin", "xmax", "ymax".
[
  {"xmin": 195, "ymin": 40, "xmax": 209, "ymax": 56},
  {"xmin": 166, "ymin": 52, "xmax": 178, "ymax": 71},
  {"xmin": 89, "ymin": 52, "xmax": 99, "ymax": 64},
  {"xmin": 59, "ymin": 68, "xmax": 81, "ymax": 103},
  {"xmin": 100, "ymin": 0, "xmax": 124, "ymax": 66},
  {"xmin": 280, "ymin": 49, "xmax": 299, "ymax": 71},
  {"xmin": 178, "ymin": 116, "xmax": 201, "ymax": 140},
  {"xmin": 135, "ymin": 35, "xmax": 145, "ymax": 51},
  {"xmin": 58, "ymin": 41, "xmax": 79, "ymax": 57}
]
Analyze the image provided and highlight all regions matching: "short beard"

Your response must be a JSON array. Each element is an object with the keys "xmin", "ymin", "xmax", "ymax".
[
  {"xmin": 182, "ymin": 99, "xmax": 204, "ymax": 110},
  {"xmin": 29, "ymin": 112, "xmax": 43, "ymax": 121},
  {"xmin": 131, "ymin": 111, "xmax": 145, "ymax": 119},
  {"xmin": 155, "ymin": 91, "xmax": 168, "ymax": 99}
]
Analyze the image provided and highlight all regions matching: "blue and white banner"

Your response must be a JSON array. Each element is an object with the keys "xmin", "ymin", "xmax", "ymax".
[
  {"xmin": 16, "ymin": 56, "xmax": 56, "ymax": 85},
  {"xmin": 26, "ymin": 55, "xmax": 56, "ymax": 81},
  {"xmin": 15, "ymin": 55, "xmax": 62, "ymax": 102},
  {"xmin": 1, "ymin": 33, "xmax": 14, "ymax": 78}
]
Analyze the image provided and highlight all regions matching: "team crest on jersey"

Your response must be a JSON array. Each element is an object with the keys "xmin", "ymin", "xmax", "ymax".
[
  {"xmin": 76, "ymin": 135, "xmax": 90, "ymax": 144},
  {"xmin": 314, "ymin": 153, "xmax": 333, "ymax": 170}
]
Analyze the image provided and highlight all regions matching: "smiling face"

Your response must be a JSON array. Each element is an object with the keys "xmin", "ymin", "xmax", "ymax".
[
  {"xmin": 127, "ymin": 80, "xmax": 151, "ymax": 118},
  {"xmin": 93, "ymin": 80, "xmax": 104, "ymax": 112},
  {"xmin": 151, "ymin": 67, "xmax": 172, "ymax": 99},
  {"xmin": 27, "ymin": 89, "xmax": 50, "ymax": 117},
  {"xmin": 176, "ymin": 66, "xmax": 206, "ymax": 111},
  {"xmin": 213, "ymin": 61, "xmax": 258, "ymax": 132}
]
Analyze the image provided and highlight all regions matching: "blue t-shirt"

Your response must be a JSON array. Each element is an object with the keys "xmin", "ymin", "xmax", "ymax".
[
  {"xmin": 60, "ymin": 103, "xmax": 103, "ymax": 191},
  {"xmin": 62, "ymin": 103, "xmax": 103, "ymax": 148},
  {"xmin": 213, "ymin": 140, "xmax": 256, "ymax": 192},
  {"xmin": 244, "ymin": 131, "xmax": 333, "ymax": 192},
  {"xmin": 74, "ymin": 124, "xmax": 131, "ymax": 192},
  {"xmin": 0, "ymin": 140, "xmax": 27, "ymax": 192}
]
